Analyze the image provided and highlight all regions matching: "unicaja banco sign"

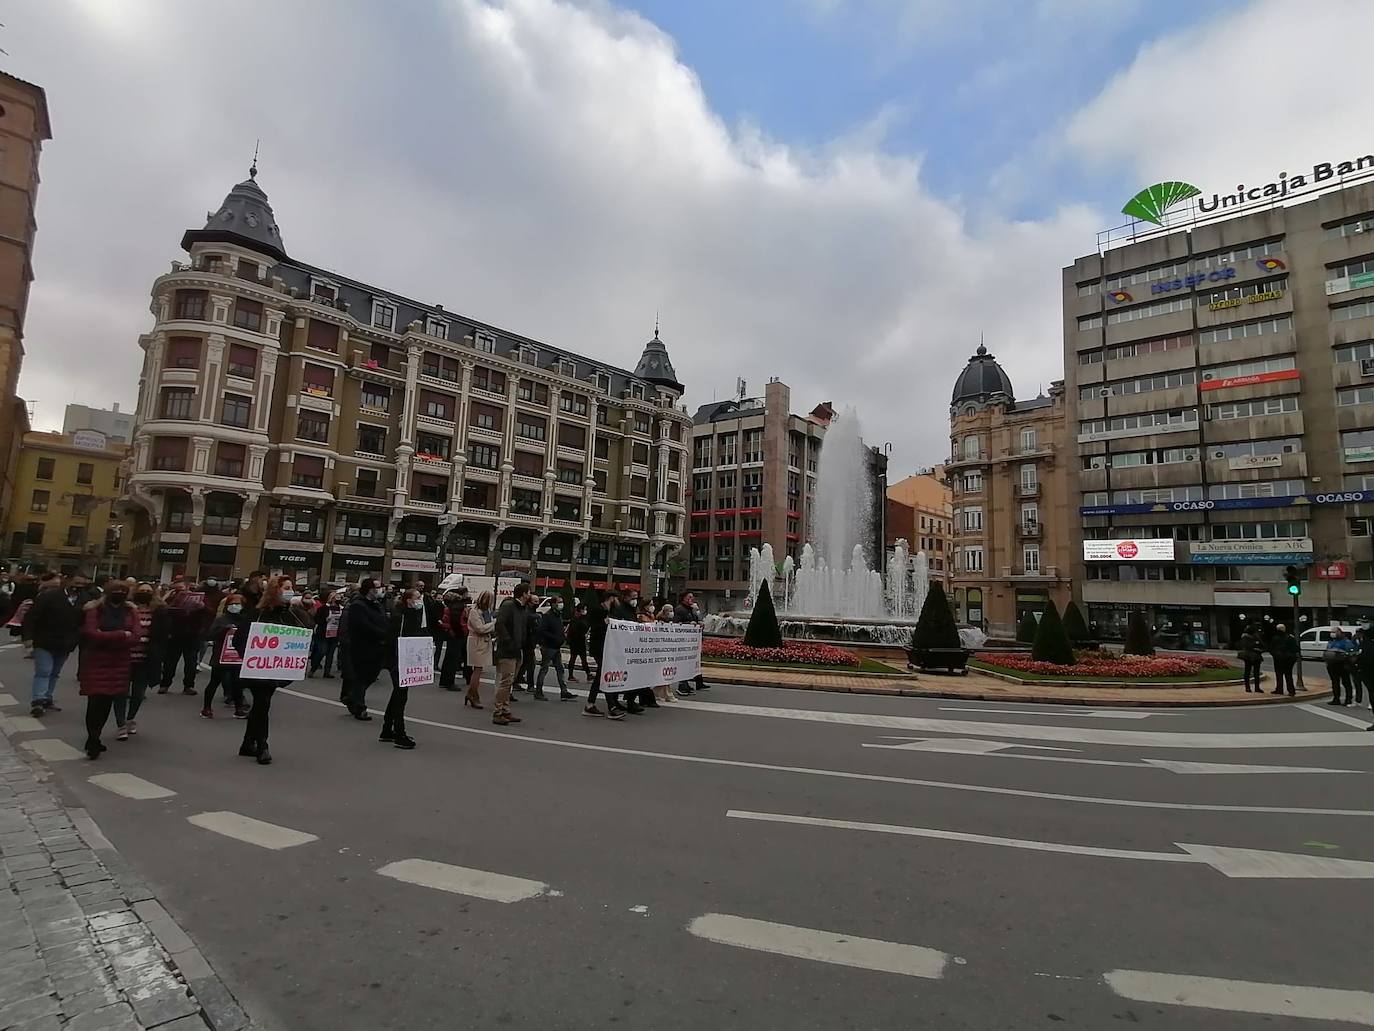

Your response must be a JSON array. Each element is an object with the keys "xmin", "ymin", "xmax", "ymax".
[{"xmin": 1123, "ymin": 151, "xmax": 1374, "ymax": 226}]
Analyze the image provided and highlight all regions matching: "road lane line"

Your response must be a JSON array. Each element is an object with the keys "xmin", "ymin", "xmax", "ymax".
[
  {"xmin": 376, "ymin": 859, "xmax": 548, "ymax": 903},
  {"xmin": 20, "ymin": 739, "xmax": 84, "ymax": 761},
  {"xmin": 1301, "ymin": 703, "xmax": 1372, "ymax": 729},
  {"xmin": 938, "ymin": 707, "xmax": 1173, "ymax": 720},
  {"xmin": 0, "ymin": 692, "xmax": 18, "ymax": 706},
  {"xmin": 278, "ymin": 687, "xmax": 1374, "ymax": 818},
  {"xmin": 88, "ymin": 773, "xmax": 177, "ymax": 800},
  {"xmin": 1104, "ymin": 970, "xmax": 1374, "ymax": 1024},
  {"xmin": 862, "ymin": 741, "xmax": 1359, "ymax": 775},
  {"xmin": 672, "ymin": 700, "xmax": 1374, "ymax": 750},
  {"xmin": 187, "ymin": 811, "xmax": 318, "ymax": 850},
  {"xmin": 726, "ymin": 810, "xmax": 1374, "ymax": 879},
  {"xmin": 687, "ymin": 914, "xmax": 950, "ymax": 979},
  {"xmin": 0, "ymin": 715, "xmax": 43, "ymax": 733}
]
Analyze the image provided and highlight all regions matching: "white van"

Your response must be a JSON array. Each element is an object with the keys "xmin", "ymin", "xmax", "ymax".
[{"xmin": 1298, "ymin": 625, "xmax": 1365, "ymax": 660}]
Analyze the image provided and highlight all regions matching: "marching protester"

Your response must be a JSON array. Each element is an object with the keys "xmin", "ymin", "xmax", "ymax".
[
  {"xmin": 381, "ymin": 587, "xmax": 426, "ymax": 748},
  {"xmin": 340, "ymin": 577, "xmax": 389, "ymax": 722},
  {"xmin": 310, "ymin": 589, "xmax": 343, "ymax": 678},
  {"xmin": 1269, "ymin": 623, "xmax": 1300, "ymax": 697},
  {"xmin": 26, "ymin": 572, "xmax": 82, "ymax": 718},
  {"xmin": 76, "ymin": 578, "xmax": 138, "ymax": 760},
  {"xmin": 8, "ymin": 572, "xmax": 38, "ymax": 655},
  {"xmin": 464, "ymin": 590, "xmax": 495, "ymax": 709},
  {"xmin": 492, "ymin": 583, "xmax": 531, "ymax": 725},
  {"xmin": 1237, "ymin": 625, "xmax": 1265, "ymax": 694},
  {"xmin": 114, "ymin": 583, "xmax": 169, "ymax": 737},
  {"xmin": 633, "ymin": 598, "xmax": 660, "ymax": 709},
  {"xmin": 566, "ymin": 601, "xmax": 592, "ymax": 682},
  {"xmin": 582, "ymin": 593, "xmax": 624, "ymax": 720},
  {"xmin": 1355, "ymin": 627, "xmax": 1374, "ymax": 729},
  {"xmin": 673, "ymin": 591, "xmax": 710, "ymax": 697},
  {"xmin": 232, "ymin": 575, "xmax": 309, "ymax": 765},
  {"xmin": 654, "ymin": 603, "xmax": 679, "ymax": 704},
  {"xmin": 202, "ymin": 593, "xmax": 249, "ymax": 719},
  {"xmin": 534, "ymin": 597, "xmax": 575, "ymax": 701},
  {"xmin": 158, "ymin": 580, "xmax": 207, "ymax": 695},
  {"xmin": 513, "ymin": 588, "xmax": 539, "ymax": 697},
  {"xmin": 438, "ymin": 589, "xmax": 470, "ymax": 690}
]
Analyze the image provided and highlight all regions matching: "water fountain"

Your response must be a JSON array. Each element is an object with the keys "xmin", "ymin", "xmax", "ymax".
[{"xmin": 703, "ymin": 407, "xmax": 984, "ymax": 648}]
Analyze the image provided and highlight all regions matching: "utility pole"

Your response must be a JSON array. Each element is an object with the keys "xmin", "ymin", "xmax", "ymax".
[{"xmin": 1285, "ymin": 565, "xmax": 1304, "ymax": 690}]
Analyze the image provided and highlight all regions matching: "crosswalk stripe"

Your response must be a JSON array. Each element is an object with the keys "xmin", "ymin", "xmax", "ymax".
[
  {"xmin": 0, "ymin": 692, "xmax": 18, "ymax": 706},
  {"xmin": 88, "ymin": 773, "xmax": 177, "ymax": 800},
  {"xmin": 376, "ymin": 859, "xmax": 548, "ymax": 903},
  {"xmin": 0, "ymin": 715, "xmax": 43, "ymax": 733},
  {"xmin": 187, "ymin": 811, "xmax": 318, "ymax": 850},
  {"xmin": 687, "ymin": 914, "xmax": 950, "ymax": 979},
  {"xmin": 1301, "ymin": 703, "xmax": 1372, "ymax": 729},
  {"xmin": 1105, "ymin": 969, "xmax": 1374, "ymax": 1025},
  {"xmin": 20, "ymin": 739, "xmax": 84, "ymax": 762}
]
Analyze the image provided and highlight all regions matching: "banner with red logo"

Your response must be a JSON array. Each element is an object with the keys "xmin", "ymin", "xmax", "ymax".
[
  {"xmin": 1199, "ymin": 368, "xmax": 1299, "ymax": 391},
  {"xmin": 1315, "ymin": 562, "xmax": 1350, "ymax": 580},
  {"xmin": 1082, "ymin": 538, "xmax": 1176, "ymax": 561},
  {"xmin": 599, "ymin": 619, "xmax": 702, "ymax": 693}
]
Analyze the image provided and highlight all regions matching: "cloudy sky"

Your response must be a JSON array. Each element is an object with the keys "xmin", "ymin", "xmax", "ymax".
[{"xmin": 10, "ymin": 0, "xmax": 1374, "ymax": 474}]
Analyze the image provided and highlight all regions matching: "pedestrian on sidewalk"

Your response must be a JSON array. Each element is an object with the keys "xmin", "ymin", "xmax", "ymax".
[
  {"xmin": 566, "ymin": 602, "xmax": 592, "ymax": 682},
  {"xmin": 534, "ymin": 597, "xmax": 575, "ymax": 701},
  {"xmin": 1268, "ymin": 623, "xmax": 1299, "ymax": 697},
  {"xmin": 339, "ymin": 578, "xmax": 389, "ymax": 722},
  {"xmin": 379, "ymin": 588, "xmax": 426, "ymax": 749},
  {"xmin": 1324, "ymin": 628, "xmax": 1357, "ymax": 706},
  {"xmin": 25, "ymin": 572, "xmax": 82, "ymax": 718},
  {"xmin": 8, "ymin": 572, "xmax": 37, "ymax": 655},
  {"xmin": 232, "ymin": 576, "xmax": 307, "ymax": 765},
  {"xmin": 673, "ymin": 592, "xmax": 710, "ymax": 697},
  {"xmin": 114, "ymin": 583, "xmax": 170, "ymax": 738},
  {"xmin": 202, "ymin": 594, "xmax": 248, "ymax": 719},
  {"xmin": 465, "ymin": 591, "xmax": 494, "ymax": 709},
  {"xmin": 492, "ymin": 583, "xmax": 531, "ymax": 725},
  {"xmin": 77, "ymin": 580, "xmax": 138, "ymax": 760},
  {"xmin": 1237, "ymin": 627, "xmax": 1264, "ymax": 693}
]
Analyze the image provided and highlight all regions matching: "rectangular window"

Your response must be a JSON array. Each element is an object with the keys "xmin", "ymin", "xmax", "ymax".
[
  {"xmin": 510, "ymin": 488, "xmax": 541, "ymax": 516},
  {"xmin": 150, "ymin": 438, "xmax": 187, "ymax": 471},
  {"xmin": 373, "ymin": 301, "xmax": 396, "ymax": 331},
  {"xmin": 30, "ymin": 489, "xmax": 48, "ymax": 512},
  {"xmin": 1337, "ymin": 384, "xmax": 1374, "ymax": 408},
  {"xmin": 214, "ymin": 443, "xmax": 246, "ymax": 478},
  {"xmin": 420, "ymin": 391, "xmax": 454, "ymax": 421},
  {"xmin": 166, "ymin": 337, "xmax": 201, "ymax": 369},
  {"xmin": 159, "ymin": 388, "xmax": 194, "ymax": 420},
  {"xmin": 962, "ymin": 506, "xmax": 983, "ymax": 531},
  {"xmin": 426, "ymin": 317, "xmax": 448, "ymax": 340},
  {"xmin": 360, "ymin": 385, "xmax": 390, "ymax": 412},
  {"xmin": 413, "ymin": 474, "xmax": 448, "ymax": 504},
  {"xmin": 25, "ymin": 522, "xmax": 43, "ymax": 544},
  {"xmin": 559, "ymin": 393, "xmax": 589, "ymax": 415},
  {"xmin": 312, "ymin": 282, "xmax": 336, "ymax": 303},
  {"xmin": 76, "ymin": 462, "xmax": 94, "ymax": 486},
  {"xmin": 718, "ymin": 433, "xmax": 737, "ymax": 464},
  {"xmin": 302, "ymin": 363, "xmax": 335, "ymax": 394},
  {"xmin": 470, "ymin": 402, "xmax": 502, "ymax": 431},
  {"xmin": 291, "ymin": 455, "xmax": 326, "ymax": 490},
  {"xmin": 1103, "ymin": 295, "xmax": 1191, "ymax": 326},
  {"xmin": 596, "ymin": 372, "xmax": 612, "ymax": 394},
  {"xmin": 516, "ymin": 417, "xmax": 547, "ymax": 441},
  {"xmin": 236, "ymin": 258, "xmax": 259, "ymax": 282},
  {"xmin": 227, "ymin": 343, "xmax": 257, "ymax": 378},
  {"xmin": 306, "ymin": 319, "xmax": 340, "ymax": 353},
  {"xmin": 356, "ymin": 468, "xmax": 379, "ymax": 498},
  {"xmin": 961, "ymin": 471, "xmax": 983, "ymax": 493},
  {"xmin": 513, "ymin": 451, "xmax": 543, "ymax": 477},
  {"xmin": 66, "ymin": 525, "xmax": 85, "ymax": 548},
  {"xmin": 468, "ymin": 442, "xmax": 500, "ymax": 470},
  {"xmin": 36, "ymin": 457, "xmax": 54, "ymax": 480},
  {"xmin": 1023, "ymin": 545, "xmax": 1040, "ymax": 573},
  {"xmin": 232, "ymin": 299, "xmax": 264, "ymax": 332},
  {"xmin": 557, "ymin": 424, "xmax": 587, "ymax": 451},
  {"xmin": 962, "ymin": 546, "xmax": 984, "ymax": 572},
  {"xmin": 1326, "ymin": 215, "xmax": 1374, "ymax": 239},
  {"xmin": 416, "ymin": 432, "xmax": 451, "ymax": 460},
  {"xmin": 1021, "ymin": 502, "xmax": 1038, "ymax": 528},
  {"xmin": 473, "ymin": 332, "xmax": 496, "ymax": 354},
  {"xmin": 204, "ymin": 495, "xmax": 241, "ymax": 535},
  {"xmin": 1019, "ymin": 427, "xmax": 1037, "ymax": 452},
  {"xmin": 296, "ymin": 412, "xmax": 330, "ymax": 443},
  {"xmin": 1198, "ymin": 315, "xmax": 1291, "ymax": 346},
  {"xmin": 221, "ymin": 393, "xmax": 252, "ymax": 429},
  {"xmin": 1080, "ymin": 368, "xmax": 1197, "ymax": 400},
  {"xmin": 173, "ymin": 290, "xmax": 207, "ymax": 320},
  {"xmin": 1210, "ymin": 396, "xmax": 1299, "ymax": 421},
  {"xmin": 356, "ymin": 425, "xmax": 387, "ymax": 455},
  {"xmin": 743, "ymin": 428, "xmax": 764, "ymax": 463}
]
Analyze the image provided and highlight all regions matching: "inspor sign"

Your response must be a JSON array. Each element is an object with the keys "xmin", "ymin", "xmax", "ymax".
[
  {"xmin": 239, "ymin": 622, "xmax": 312, "ymax": 681},
  {"xmin": 1082, "ymin": 538, "xmax": 1176, "ymax": 562}
]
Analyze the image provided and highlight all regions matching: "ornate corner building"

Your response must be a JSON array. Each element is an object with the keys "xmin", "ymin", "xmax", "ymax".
[
  {"xmin": 946, "ymin": 343, "xmax": 1073, "ymax": 635},
  {"xmin": 122, "ymin": 169, "xmax": 690, "ymax": 589}
]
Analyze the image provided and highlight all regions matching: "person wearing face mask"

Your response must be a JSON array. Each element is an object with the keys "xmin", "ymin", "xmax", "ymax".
[
  {"xmin": 76, "ymin": 578, "xmax": 138, "ymax": 759},
  {"xmin": 202, "ymin": 594, "xmax": 249, "ymax": 719},
  {"xmin": 339, "ymin": 577, "xmax": 390, "ymax": 722},
  {"xmin": 379, "ymin": 588, "xmax": 427, "ymax": 748},
  {"xmin": 534, "ymin": 597, "xmax": 575, "ymax": 701},
  {"xmin": 25, "ymin": 572, "xmax": 82, "ymax": 718},
  {"xmin": 231, "ymin": 576, "xmax": 308, "ymax": 765},
  {"xmin": 113, "ymin": 583, "xmax": 170, "ymax": 738}
]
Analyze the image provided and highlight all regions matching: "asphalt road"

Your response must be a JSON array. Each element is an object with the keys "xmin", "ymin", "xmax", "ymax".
[{"xmin": 4, "ymin": 643, "xmax": 1374, "ymax": 1030}]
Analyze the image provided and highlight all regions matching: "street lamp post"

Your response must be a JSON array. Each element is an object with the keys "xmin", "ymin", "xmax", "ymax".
[{"xmin": 59, "ymin": 490, "xmax": 122, "ymax": 578}]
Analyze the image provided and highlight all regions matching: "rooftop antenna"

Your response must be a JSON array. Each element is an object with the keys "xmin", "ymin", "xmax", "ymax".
[
  {"xmin": 736, "ymin": 377, "xmax": 747, "ymax": 401},
  {"xmin": 250, "ymin": 139, "xmax": 260, "ymax": 180},
  {"xmin": 654, "ymin": 310, "xmax": 660, "ymax": 338}
]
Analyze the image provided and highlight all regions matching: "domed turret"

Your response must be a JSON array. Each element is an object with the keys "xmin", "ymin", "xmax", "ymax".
[
  {"xmin": 951, "ymin": 342, "xmax": 1013, "ymax": 407},
  {"xmin": 633, "ymin": 324, "xmax": 682, "ymax": 393},
  {"xmin": 180, "ymin": 164, "xmax": 287, "ymax": 262}
]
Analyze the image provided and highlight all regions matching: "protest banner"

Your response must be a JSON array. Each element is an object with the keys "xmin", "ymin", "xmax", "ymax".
[
  {"xmin": 239, "ymin": 622, "xmax": 312, "ymax": 681},
  {"xmin": 599, "ymin": 619, "xmax": 702, "ymax": 693},
  {"xmin": 397, "ymin": 636, "xmax": 435, "ymax": 688},
  {"xmin": 219, "ymin": 633, "xmax": 243, "ymax": 666}
]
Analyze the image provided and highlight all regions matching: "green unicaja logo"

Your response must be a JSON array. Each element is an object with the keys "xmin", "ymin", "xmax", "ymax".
[{"xmin": 1122, "ymin": 181, "xmax": 1201, "ymax": 226}]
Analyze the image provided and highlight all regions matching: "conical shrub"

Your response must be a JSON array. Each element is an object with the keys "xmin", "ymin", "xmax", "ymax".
[
  {"xmin": 1062, "ymin": 601, "xmax": 1090, "ymax": 644},
  {"xmin": 910, "ymin": 582, "xmax": 961, "ymax": 651},
  {"xmin": 1124, "ymin": 610, "xmax": 1155, "ymax": 656},
  {"xmin": 744, "ymin": 579, "xmax": 784, "ymax": 649},
  {"xmin": 1031, "ymin": 601, "xmax": 1076, "ymax": 665},
  {"xmin": 1016, "ymin": 610, "xmax": 1039, "ymax": 644}
]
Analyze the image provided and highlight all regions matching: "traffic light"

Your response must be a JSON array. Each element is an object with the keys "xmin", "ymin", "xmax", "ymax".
[{"xmin": 1284, "ymin": 565, "xmax": 1301, "ymax": 597}]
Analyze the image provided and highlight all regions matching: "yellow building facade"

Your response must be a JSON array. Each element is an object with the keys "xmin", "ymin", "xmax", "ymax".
[{"xmin": 4, "ymin": 430, "xmax": 129, "ymax": 575}]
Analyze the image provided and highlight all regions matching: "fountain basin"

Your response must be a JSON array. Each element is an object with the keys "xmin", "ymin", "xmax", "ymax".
[{"xmin": 704, "ymin": 612, "xmax": 986, "ymax": 650}]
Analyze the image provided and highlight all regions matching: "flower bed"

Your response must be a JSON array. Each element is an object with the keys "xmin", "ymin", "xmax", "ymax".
[
  {"xmin": 974, "ymin": 651, "xmax": 1233, "ymax": 678},
  {"xmin": 703, "ymin": 637, "xmax": 862, "ymax": 668}
]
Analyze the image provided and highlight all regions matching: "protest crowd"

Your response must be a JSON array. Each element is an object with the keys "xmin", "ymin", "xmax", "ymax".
[{"xmin": 0, "ymin": 570, "xmax": 709, "ymax": 765}]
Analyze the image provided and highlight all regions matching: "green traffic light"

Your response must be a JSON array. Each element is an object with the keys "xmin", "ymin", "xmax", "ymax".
[{"xmin": 1288, "ymin": 584, "xmax": 1300, "ymax": 596}]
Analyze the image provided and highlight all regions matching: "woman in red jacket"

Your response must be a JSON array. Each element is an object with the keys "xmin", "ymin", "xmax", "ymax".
[{"xmin": 77, "ymin": 579, "xmax": 138, "ymax": 759}]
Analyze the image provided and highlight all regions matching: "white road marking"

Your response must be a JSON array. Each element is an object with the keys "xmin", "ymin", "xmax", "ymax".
[
  {"xmin": 376, "ymin": 859, "xmax": 547, "ymax": 903},
  {"xmin": 187, "ymin": 811, "xmax": 318, "ymax": 850},
  {"xmin": 1302, "ymin": 703, "xmax": 1372, "ymax": 729},
  {"xmin": 726, "ymin": 810, "xmax": 1374, "ymax": 879},
  {"xmin": 938, "ymin": 706, "xmax": 1174, "ymax": 720},
  {"xmin": 1105, "ymin": 969, "xmax": 1374, "ymax": 1024},
  {"xmin": 863, "ymin": 740, "xmax": 1359, "ymax": 775},
  {"xmin": 1, "ymin": 715, "xmax": 44, "ymax": 733},
  {"xmin": 629, "ymin": 905, "xmax": 649, "ymax": 915},
  {"xmin": 675, "ymin": 700, "xmax": 1374, "ymax": 750},
  {"xmin": 88, "ymin": 773, "xmax": 177, "ymax": 800},
  {"xmin": 278, "ymin": 688, "xmax": 1374, "ymax": 818},
  {"xmin": 687, "ymin": 913, "xmax": 950, "ymax": 979},
  {"xmin": 0, "ymin": 692, "xmax": 18, "ymax": 706},
  {"xmin": 20, "ymin": 739, "xmax": 84, "ymax": 762}
]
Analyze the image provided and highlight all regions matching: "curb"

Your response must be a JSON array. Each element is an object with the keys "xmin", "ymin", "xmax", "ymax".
[{"xmin": 0, "ymin": 721, "xmax": 256, "ymax": 1031}]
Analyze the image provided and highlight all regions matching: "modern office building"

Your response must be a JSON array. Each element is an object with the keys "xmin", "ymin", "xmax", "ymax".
[
  {"xmin": 946, "ymin": 344, "xmax": 1073, "ymax": 635},
  {"xmin": 4, "ymin": 430, "xmax": 129, "ymax": 575},
  {"xmin": 886, "ymin": 469, "xmax": 953, "ymax": 588},
  {"xmin": 687, "ymin": 380, "xmax": 827, "ymax": 610},
  {"xmin": 64, "ymin": 402, "xmax": 135, "ymax": 443},
  {"xmin": 123, "ymin": 167, "xmax": 691, "ymax": 586},
  {"xmin": 1064, "ymin": 174, "xmax": 1374, "ymax": 645},
  {"xmin": 0, "ymin": 72, "xmax": 51, "ymax": 534}
]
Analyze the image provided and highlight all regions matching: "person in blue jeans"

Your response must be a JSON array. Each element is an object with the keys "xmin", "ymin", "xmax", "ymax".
[{"xmin": 24, "ymin": 572, "xmax": 86, "ymax": 718}]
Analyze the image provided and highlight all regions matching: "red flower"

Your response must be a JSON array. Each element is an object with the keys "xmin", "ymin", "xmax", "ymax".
[
  {"xmin": 702, "ymin": 638, "xmax": 861, "ymax": 668},
  {"xmin": 974, "ymin": 652, "xmax": 1232, "ymax": 677}
]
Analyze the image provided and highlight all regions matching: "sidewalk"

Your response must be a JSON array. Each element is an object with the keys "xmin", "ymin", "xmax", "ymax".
[
  {"xmin": 701, "ymin": 663, "xmax": 1314, "ymax": 708},
  {"xmin": 0, "ymin": 728, "xmax": 252, "ymax": 1031}
]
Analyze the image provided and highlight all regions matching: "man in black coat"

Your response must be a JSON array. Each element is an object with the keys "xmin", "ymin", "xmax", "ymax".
[
  {"xmin": 1268, "ymin": 623, "xmax": 1300, "ymax": 697},
  {"xmin": 673, "ymin": 591, "xmax": 710, "ymax": 697},
  {"xmin": 339, "ymin": 578, "xmax": 390, "ymax": 720},
  {"xmin": 25, "ymin": 572, "xmax": 83, "ymax": 717}
]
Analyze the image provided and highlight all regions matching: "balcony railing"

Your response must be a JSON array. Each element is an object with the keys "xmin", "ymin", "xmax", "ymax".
[
  {"xmin": 1018, "ymin": 483, "xmax": 1041, "ymax": 498},
  {"xmin": 1018, "ymin": 522, "xmax": 1042, "ymax": 538}
]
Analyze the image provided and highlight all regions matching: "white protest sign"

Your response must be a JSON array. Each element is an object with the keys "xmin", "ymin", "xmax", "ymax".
[
  {"xmin": 239, "ymin": 622, "xmax": 312, "ymax": 681},
  {"xmin": 599, "ymin": 619, "xmax": 702, "ymax": 693},
  {"xmin": 397, "ymin": 636, "xmax": 435, "ymax": 688}
]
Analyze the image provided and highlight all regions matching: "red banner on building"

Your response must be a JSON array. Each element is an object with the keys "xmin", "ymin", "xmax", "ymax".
[
  {"xmin": 1315, "ymin": 562, "xmax": 1349, "ymax": 580},
  {"xmin": 1199, "ymin": 367, "xmax": 1299, "ymax": 392}
]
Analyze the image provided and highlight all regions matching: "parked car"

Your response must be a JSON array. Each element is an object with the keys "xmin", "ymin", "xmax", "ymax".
[{"xmin": 1298, "ymin": 625, "xmax": 1365, "ymax": 660}]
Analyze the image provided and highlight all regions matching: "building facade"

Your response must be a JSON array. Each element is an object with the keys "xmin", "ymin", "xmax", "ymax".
[
  {"xmin": 886, "ymin": 469, "xmax": 953, "ymax": 587},
  {"xmin": 4, "ymin": 430, "xmax": 129, "ymax": 575},
  {"xmin": 687, "ymin": 380, "xmax": 826, "ymax": 610},
  {"xmin": 123, "ymin": 169, "xmax": 690, "ymax": 588},
  {"xmin": 0, "ymin": 72, "xmax": 51, "ymax": 533},
  {"xmin": 64, "ymin": 403, "xmax": 135, "ymax": 444},
  {"xmin": 946, "ymin": 345, "xmax": 1072, "ymax": 635},
  {"xmin": 1065, "ymin": 177, "xmax": 1374, "ymax": 646}
]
